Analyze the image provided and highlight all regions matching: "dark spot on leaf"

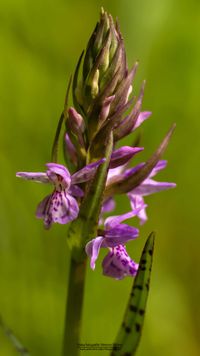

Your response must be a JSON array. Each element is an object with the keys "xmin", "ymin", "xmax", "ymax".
[
  {"xmin": 139, "ymin": 309, "xmax": 145, "ymax": 316},
  {"xmin": 125, "ymin": 326, "xmax": 131, "ymax": 333},
  {"xmin": 140, "ymin": 266, "xmax": 146, "ymax": 271},
  {"xmin": 135, "ymin": 323, "xmax": 141, "ymax": 332},
  {"xmin": 134, "ymin": 285, "xmax": 143, "ymax": 290},
  {"xmin": 140, "ymin": 259, "xmax": 147, "ymax": 264},
  {"xmin": 129, "ymin": 305, "xmax": 137, "ymax": 312}
]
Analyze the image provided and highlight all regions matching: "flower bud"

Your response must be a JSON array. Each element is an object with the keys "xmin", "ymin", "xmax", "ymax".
[{"xmin": 72, "ymin": 8, "xmax": 134, "ymax": 140}]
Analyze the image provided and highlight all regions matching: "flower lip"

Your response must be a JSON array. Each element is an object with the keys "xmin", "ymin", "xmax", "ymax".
[
  {"xmin": 102, "ymin": 245, "xmax": 139, "ymax": 279},
  {"xmin": 36, "ymin": 190, "xmax": 79, "ymax": 229}
]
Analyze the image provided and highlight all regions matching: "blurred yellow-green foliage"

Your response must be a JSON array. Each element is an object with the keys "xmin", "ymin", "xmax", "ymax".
[{"xmin": 0, "ymin": 0, "xmax": 200, "ymax": 355}]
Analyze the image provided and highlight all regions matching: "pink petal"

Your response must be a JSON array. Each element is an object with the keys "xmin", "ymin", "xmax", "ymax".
[
  {"xmin": 133, "ymin": 111, "xmax": 151, "ymax": 130},
  {"xmin": 149, "ymin": 160, "xmax": 167, "ymax": 177},
  {"xmin": 104, "ymin": 211, "xmax": 137, "ymax": 229},
  {"xmin": 110, "ymin": 146, "xmax": 143, "ymax": 168},
  {"xmin": 16, "ymin": 172, "xmax": 49, "ymax": 183},
  {"xmin": 85, "ymin": 236, "xmax": 104, "ymax": 270},
  {"xmin": 131, "ymin": 179, "xmax": 176, "ymax": 196},
  {"xmin": 46, "ymin": 163, "xmax": 71, "ymax": 186},
  {"xmin": 129, "ymin": 195, "xmax": 148, "ymax": 225},
  {"xmin": 71, "ymin": 159, "xmax": 105, "ymax": 184}
]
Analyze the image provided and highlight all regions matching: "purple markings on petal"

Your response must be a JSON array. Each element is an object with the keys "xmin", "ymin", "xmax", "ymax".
[
  {"xmin": 16, "ymin": 172, "xmax": 49, "ymax": 183},
  {"xmin": 86, "ymin": 210, "xmax": 139, "ymax": 274},
  {"xmin": 17, "ymin": 160, "xmax": 102, "ymax": 228},
  {"xmin": 110, "ymin": 146, "xmax": 143, "ymax": 168},
  {"xmin": 54, "ymin": 192, "xmax": 79, "ymax": 224},
  {"xmin": 71, "ymin": 158, "xmax": 106, "ymax": 184},
  {"xmin": 17, "ymin": 161, "xmax": 94, "ymax": 228},
  {"xmin": 36, "ymin": 194, "xmax": 51, "ymax": 219},
  {"xmin": 36, "ymin": 194, "xmax": 52, "ymax": 229},
  {"xmin": 102, "ymin": 245, "xmax": 139, "ymax": 279},
  {"xmin": 36, "ymin": 191, "xmax": 79, "ymax": 229}
]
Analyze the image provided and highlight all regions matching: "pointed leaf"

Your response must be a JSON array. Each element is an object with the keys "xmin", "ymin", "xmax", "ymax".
[{"xmin": 112, "ymin": 232, "xmax": 155, "ymax": 356}]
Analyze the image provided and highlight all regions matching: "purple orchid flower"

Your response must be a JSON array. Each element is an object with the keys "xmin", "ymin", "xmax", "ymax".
[
  {"xmin": 106, "ymin": 160, "xmax": 176, "ymax": 225},
  {"xmin": 128, "ymin": 160, "xmax": 176, "ymax": 224},
  {"xmin": 85, "ymin": 211, "xmax": 140, "ymax": 279},
  {"xmin": 99, "ymin": 145, "xmax": 144, "ymax": 224},
  {"xmin": 16, "ymin": 160, "xmax": 105, "ymax": 229}
]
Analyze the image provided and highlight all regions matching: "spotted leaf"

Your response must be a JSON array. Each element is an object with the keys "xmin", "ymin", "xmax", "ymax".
[{"xmin": 111, "ymin": 232, "xmax": 155, "ymax": 356}]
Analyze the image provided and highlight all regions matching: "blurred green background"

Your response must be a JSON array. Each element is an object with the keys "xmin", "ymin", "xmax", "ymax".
[{"xmin": 0, "ymin": 0, "xmax": 200, "ymax": 355}]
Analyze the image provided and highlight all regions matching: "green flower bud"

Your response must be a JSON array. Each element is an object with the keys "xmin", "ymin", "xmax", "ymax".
[{"xmin": 73, "ymin": 8, "xmax": 134, "ymax": 140}]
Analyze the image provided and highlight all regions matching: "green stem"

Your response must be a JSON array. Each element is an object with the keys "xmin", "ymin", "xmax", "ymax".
[{"xmin": 62, "ymin": 255, "xmax": 87, "ymax": 356}]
